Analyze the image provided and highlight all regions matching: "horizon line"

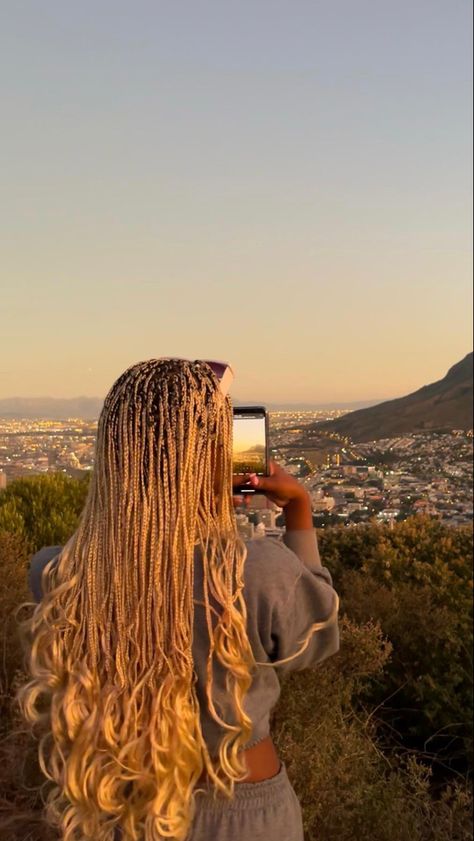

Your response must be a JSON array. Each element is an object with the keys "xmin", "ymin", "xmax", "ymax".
[{"xmin": 0, "ymin": 394, "xmax": 400, "ymax": 408}]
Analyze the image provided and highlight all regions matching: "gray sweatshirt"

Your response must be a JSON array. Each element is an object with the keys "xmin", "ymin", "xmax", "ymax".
[{"xmin": 28, "ymin": 529, "xmax": 340, "ymax": 756}]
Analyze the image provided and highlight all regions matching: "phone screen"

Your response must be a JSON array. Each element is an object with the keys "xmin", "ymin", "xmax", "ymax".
[{"xmin": 232, "ymin": 411, "xmax": 267, "ymax": 476}]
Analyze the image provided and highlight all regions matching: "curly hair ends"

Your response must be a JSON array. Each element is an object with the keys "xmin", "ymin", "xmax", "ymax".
[{"xmin": 16, "ymin": 357, "xmax": 338, "ymax": 841}]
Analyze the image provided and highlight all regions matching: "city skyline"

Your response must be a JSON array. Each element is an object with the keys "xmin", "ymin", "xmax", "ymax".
[{"xmin": 1, "ymin": 2, "xmax": 472, "ymax": 402}]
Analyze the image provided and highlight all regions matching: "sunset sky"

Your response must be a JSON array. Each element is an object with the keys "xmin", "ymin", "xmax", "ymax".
[
  {"xmin": 233, "ymin": 417, "xmax": 266, "ymax": 455},
  {"xmin": 1, "ymin": 2, "xmax": 472, "ymax": 404}
]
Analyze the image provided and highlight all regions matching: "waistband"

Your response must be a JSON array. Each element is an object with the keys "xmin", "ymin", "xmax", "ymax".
[{"xmin": 193, "ymin": 761, "xmax": 293, "ymax": 811}]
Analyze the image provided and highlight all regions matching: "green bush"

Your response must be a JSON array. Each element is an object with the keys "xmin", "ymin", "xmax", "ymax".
[
  {"xmin": 318, "ymin": 516, "xmax": 474, "ymax": 771},
  {"xmin": 0, "ymin": 474, "xmax": 90, "ymax": 552}
]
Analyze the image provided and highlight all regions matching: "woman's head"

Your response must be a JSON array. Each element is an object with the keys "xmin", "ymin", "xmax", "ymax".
[
  {"xmin": 18, "ymin": 358, "xmax": 255, "ymax": 841},
  {"xmin": 95, "ymin": 358, "xmax": 234, "ymax": 529}
]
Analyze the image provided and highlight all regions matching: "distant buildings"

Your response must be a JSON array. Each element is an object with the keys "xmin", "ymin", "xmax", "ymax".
[
  {"xmin": 259, "ymin": 509, "xmax": 278, "ymax": 529},
  {"xmin": 0, "ymin": 414, "xmax": 472, "ymax": 528},
  {"xmin": 235, "ymin": 515, "xmax": 255, "ymax": 541},
  {"xmin": 0, "ymin": 418, "xmax": 96, "ymax": 481},
  {"xmin": 311, "ymin": 494, "xmax": 335, "ymax": 512}
]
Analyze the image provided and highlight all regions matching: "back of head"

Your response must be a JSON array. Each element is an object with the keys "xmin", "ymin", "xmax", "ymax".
[
  {"xmin": 94, "ymin": 356, "xmax": 235, "ymax": 548},
  {"xmin": 18, "ymin": 358, "xmax": 255, "ymax": 841}
]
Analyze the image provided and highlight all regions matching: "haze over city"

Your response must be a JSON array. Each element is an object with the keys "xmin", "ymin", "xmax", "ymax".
[{"xmin": 1, "ymin": 1, "xmax": 472, "ymax": 404}]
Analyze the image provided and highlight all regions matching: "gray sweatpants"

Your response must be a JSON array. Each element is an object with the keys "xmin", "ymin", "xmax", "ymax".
[
  {"xmin": 187, "ymin": 761, "xmax": 304, "ymax": 841},
  {"xmin": 113, "ymin": 762, "xmax": 304, "ymax": 841}
]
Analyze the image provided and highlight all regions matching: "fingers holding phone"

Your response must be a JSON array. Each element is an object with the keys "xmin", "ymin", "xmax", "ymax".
[
  {"xmin": 231, "ymin": 407, "xmax": 308, "ymax": 508},
  {"xmin": 244, "ymin": 460, "xmax": 308, "ymax": 509}
]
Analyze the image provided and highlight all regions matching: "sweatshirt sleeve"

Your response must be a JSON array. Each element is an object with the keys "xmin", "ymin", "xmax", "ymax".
[
  {"xmin": 268, "ymin": 529, "xmax": 340, "ymax": 675},
  {"xmin": 28, "ymin": 545, "xmax": 62, "ymax": 602},
  {"xmin": 282, "ymin": 528, "xmax": 334, "ymax": 583}
]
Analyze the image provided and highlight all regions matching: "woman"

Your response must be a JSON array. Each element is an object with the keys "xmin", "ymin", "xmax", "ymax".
[{"xmin": 19, "ymin": 358, "xmax": 340, "ymax": 841}]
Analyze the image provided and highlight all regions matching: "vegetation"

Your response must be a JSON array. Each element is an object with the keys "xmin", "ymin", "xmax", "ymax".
[
  {"xmin": 0, "ymin": 474, "xmax": 90, "ymax": 552},
  {"xmin": 0, "ymin": 475, "xmax": 472, "ymax": 840},
  {"xmin": 318, "ymin": 517, "xmax": 474, "ymax": 776},
  {"xmin": 273, "ymin": 618, "xmax": 472, "ymax": 841}
]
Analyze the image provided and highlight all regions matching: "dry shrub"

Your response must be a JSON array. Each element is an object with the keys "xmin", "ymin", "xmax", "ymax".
[
  {"xmin": 0, "ymin": 531, "xmax": 58, "ymax": 839},
  {"xmin": 0, "ymin": 530, "xmax": 31, "ymax": 716},
  {"xmin": 272, "ymin": 617, "xmax": 473, "ymax": 841}
]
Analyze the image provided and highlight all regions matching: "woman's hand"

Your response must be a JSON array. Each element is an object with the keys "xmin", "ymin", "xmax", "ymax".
[
  {"xmin": 233, "ymin": 460, "xmax": 313, "ymax": 528},
  {"xmin": 241, "ymin": 459, "xmax": 309, "ymax": 509}
]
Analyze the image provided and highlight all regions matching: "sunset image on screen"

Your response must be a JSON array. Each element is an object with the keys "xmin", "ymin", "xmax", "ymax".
[{"xmin": 232, "ymin": 416, "xmax": 266, "ymax": 475}]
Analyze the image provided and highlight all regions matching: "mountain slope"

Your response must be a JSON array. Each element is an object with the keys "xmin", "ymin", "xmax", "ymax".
[{"xmin": 309, "ymin": 352, "xmax": 473, "ymax": 443}]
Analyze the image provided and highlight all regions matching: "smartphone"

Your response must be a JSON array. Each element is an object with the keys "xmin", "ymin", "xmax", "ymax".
[{"xmin": 232, "ymin": 406, "xmax": 269, "ymax": 494}]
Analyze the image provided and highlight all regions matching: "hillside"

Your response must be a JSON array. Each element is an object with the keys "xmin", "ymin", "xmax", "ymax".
[{"xmin": 309, "ymin": 352, "xmax": 473, "ymax": 443}]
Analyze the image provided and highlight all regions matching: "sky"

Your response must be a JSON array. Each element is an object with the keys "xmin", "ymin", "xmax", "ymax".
[
  {"xmin": 1, "ymin": 1, "xmax": 472, "ymax": 404},
  {"xmin": 233, "ymin": 417, "xmax": 266, "ymax": 454}
]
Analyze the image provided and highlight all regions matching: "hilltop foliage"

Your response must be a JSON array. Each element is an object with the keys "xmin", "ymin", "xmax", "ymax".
[
  {"xmin": 318, "ymin": 517, "xmax": 474, "ymax": 771},
  {"xmin": 0, "ymin": 473, "xmax": 90, "ymax": 551}
]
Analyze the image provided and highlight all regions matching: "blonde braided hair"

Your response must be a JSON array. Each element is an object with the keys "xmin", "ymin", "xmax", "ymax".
[
  {"xmin": 17, "ymin": 357, "xmax": 339, "ymax": 841},
  {"xmin": 17, "ymin": 359, "xmax": 254, "ymax": 840}
]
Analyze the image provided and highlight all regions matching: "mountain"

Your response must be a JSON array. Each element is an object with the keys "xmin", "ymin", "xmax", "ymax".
[
  {"xmin": 0, "ymin": 397, "xmax": 104, "ymax": 420},
  {"xmin": 2, "ymin": 355, "xmax": 471, "ymax": 426},
  {"xmin": 306, "ymin": 353, "xmax": 473, "ymax": 443}
]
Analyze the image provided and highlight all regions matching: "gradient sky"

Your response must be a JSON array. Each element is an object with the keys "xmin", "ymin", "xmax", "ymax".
[
  {"xmin": 233, "ymin": 417, "xmax": 266, "ymax": 454},
  {"xmin": 1, "ymin": 1, "xmax": 472, "ymax": 403}
]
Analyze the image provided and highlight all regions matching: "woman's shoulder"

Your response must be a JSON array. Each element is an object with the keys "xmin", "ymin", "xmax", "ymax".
[
  {"xmin": 242, "ymin": 530, "xmax": 336, "ymax": 607},
  {"xmin": 242, "ymin": 536, "xmax": 302, "ymax": 605},
  {"xmin": 242, "ymin": 534, "xmax": 340, "ymax": 671},
  {"xmin": 244, "ymin": 535, "xmax": 299, "ymax": 570}
]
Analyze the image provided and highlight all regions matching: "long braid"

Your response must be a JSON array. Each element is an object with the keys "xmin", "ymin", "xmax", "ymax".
[
  {"xmin": 17, "ymin": 357, "xmax": 339, "ymax": 840},
  {"xmin": 17, "ymin": 359, "xmax": 255, "ymax": 840}
]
